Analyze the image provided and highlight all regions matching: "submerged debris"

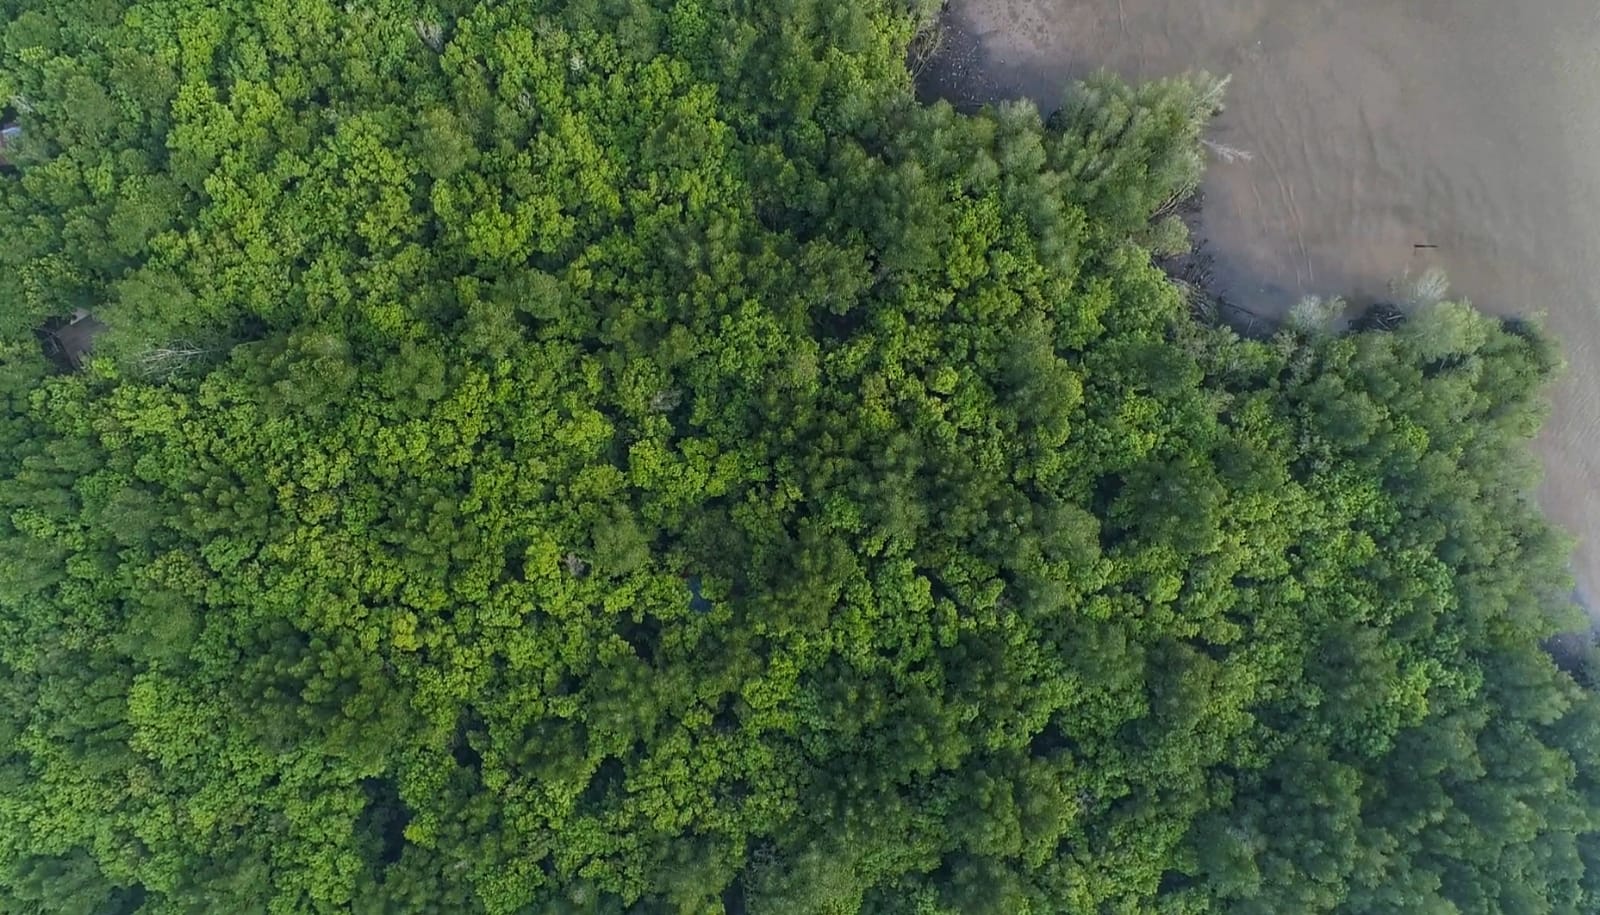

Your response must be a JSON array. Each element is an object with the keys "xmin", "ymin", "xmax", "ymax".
[{"xmin": 1354, "ymin": 302, "xmax": 1407, "ymax": 332}]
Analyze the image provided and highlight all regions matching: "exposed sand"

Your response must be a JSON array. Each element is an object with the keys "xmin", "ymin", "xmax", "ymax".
[{"xmin": 922, "ymin": 0, "xmax": 1600, "ymax": 608}]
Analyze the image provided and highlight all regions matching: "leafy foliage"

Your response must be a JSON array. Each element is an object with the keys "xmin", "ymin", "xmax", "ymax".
[{"xmin": 0, "ymin": 1, "xmax": 1594, "ymax": 913}]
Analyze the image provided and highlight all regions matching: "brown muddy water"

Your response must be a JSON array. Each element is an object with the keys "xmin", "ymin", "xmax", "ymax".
[{"xmin": 920, "ymin": 0, "xmax": 1600, "ymax": 611}]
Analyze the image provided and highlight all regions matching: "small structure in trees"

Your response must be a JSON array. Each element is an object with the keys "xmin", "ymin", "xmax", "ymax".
[{"xmin": 38, "ymin": 309, "xmax": 106, "ymax": 370}]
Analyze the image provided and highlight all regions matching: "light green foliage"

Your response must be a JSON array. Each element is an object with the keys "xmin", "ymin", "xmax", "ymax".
[
  {"xmin": 1286, "ymin": 294, "xmax": 1346, "ymax": 337},
  {"xmin": 0, "ymin": 1, "xmax": 1594, "ymax": 913}
]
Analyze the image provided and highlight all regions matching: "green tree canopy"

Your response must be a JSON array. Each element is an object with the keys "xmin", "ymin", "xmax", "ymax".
[{"xmin": 0, "ymin": 1, "xmax": 1594, "ymax": 913}]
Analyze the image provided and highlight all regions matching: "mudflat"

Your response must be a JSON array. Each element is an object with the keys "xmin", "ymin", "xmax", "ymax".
[{"xmin": 923, "ymin": 0, "xmax": 1600, "ymax": 605}]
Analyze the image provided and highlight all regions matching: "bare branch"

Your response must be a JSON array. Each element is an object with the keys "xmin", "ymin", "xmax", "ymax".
[
  {"xmin": 1201, "ymin": 138, "xmax": 1254, "ymax": 164},
  {"xmin": 414, "ymin": 19, "xmax": 445, "ymax": 53},
  {"xmin": 649, "ymin": 389, "xmax": 682, "ymax": 413},
  {"xmin": 135, "ymin": 342, "xmax": 213, "ymax": 376}
]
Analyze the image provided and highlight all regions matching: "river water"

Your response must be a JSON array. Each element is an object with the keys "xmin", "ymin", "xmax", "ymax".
[{"xmin": 922, "ymin": 0, "xmax": 1600, "ymax": 609}]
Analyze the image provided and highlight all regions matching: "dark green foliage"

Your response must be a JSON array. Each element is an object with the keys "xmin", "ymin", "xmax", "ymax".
[{"xmin": 0, "ymin": 1, "xmax": 1594, "ymax": 913}]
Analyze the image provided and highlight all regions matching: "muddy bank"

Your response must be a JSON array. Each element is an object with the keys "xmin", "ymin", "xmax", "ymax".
[{"xmin": 921, "ymin": 0, "xmax": 1600, "ymax": 607}]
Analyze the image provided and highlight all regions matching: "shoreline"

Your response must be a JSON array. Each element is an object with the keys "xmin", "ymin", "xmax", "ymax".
[
  {"xmin": 912, "ymin": 2, "xmax": 1600, "ymax": 644},
  {"xmin": 964, "ymin": 0, "xmax": 1600, "ymax": 620}
]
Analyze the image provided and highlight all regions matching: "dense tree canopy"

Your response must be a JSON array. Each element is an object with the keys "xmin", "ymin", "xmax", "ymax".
[{"xmin": 1, "ymin": 1, "xmax": 1596, "ymax": 913}]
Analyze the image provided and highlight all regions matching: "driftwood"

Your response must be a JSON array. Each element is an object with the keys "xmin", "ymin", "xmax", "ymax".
[{"xmin": 1354, "ymin": 302, "xmax": 1407, "ymax": 332}]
